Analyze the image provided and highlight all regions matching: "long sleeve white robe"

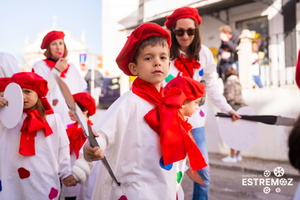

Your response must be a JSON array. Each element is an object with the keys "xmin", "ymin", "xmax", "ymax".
[
  {"xmin": 0, "ymin": 113, "xmax": 71, "ymax": 200},
  {"xmin": 91, "ymin": 90, "xmax": 181, "ymax": 200}
]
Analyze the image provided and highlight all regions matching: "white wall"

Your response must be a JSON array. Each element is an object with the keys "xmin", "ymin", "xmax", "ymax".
[{"xmin": 102, "ymin": 0, "xmax": 139, "ymax": 94}]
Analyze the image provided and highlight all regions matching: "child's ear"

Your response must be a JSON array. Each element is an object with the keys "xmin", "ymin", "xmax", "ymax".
[{"xmin": 128, "ymin": 62, "xmax": 138, "ymax": 76}]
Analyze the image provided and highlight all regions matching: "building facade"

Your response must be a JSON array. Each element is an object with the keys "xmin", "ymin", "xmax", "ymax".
[{"xmin": 102, "ymin": 0, "xmax": 300, "ymax": 161}]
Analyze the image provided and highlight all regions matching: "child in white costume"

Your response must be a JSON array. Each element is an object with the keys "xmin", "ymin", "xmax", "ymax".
[
  {"xmin": 83, "ymin": 23, "xmax": 206, "ymax": 200},
  {"xmin": 60, "ymin": 92, "xmax": 97, "ymax": 200},
  {"xmin": 32, "ymin": 30, "xmax": 87, "ymax": 126},
  {"xmin": 0, "ymin": 72, "xmax": 76, "ymax": 200}
]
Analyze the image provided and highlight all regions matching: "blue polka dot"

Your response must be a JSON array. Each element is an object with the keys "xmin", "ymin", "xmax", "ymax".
[
  {"xmin": 159, "ymin": 157, "xmax": 173, "ymax": 170},
  {"xmin": 199, "ymin": 69, "xmax": 204, "ymax": 76}
]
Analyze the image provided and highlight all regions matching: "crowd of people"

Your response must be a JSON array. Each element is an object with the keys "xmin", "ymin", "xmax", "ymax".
[{"xmin": 0, "ymin": 5, "xmax": 297, "ymax": 200}]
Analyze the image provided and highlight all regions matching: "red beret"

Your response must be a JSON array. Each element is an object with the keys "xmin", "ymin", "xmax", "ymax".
[
  {"xmin": 41, "ymin": 31, "xmax": 65, "ymax": 49},
  {"xmin": 11, "ymin": 72, "xmax": 48, "ymax": 98},
  {"xmin": 164, "ymin": 76, "xmax": 205, "ymax": 100},
  {"xmin": 296, "ymin": 50, "xmax": 300, "ymax": 89},
  {"xmin": 115, "ymin": 23, "xmax": 171, "ymax": 76},
  {"xmin": 73, "ymin": 92, "xmax": 96, "ymax": 116},
  {"xmin": 0, "ymin": 77, "xmax": 11, "ymax": 92},
  {"xmin": 165, "ymin": 7, "xmax": 202, "ymax": 30}
]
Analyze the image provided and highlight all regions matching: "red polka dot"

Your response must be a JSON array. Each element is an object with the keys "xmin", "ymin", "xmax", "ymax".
[
  {"xmin": 18, "ymin": 167, "xmax": 30, "ymax": 179},
  {"xmin": 48, "ymin": 187, "xmax": 58, "ymax": 199},
  {"xmin": 118, "ymin": 195, "xmax": 128, "ymax": 200}
]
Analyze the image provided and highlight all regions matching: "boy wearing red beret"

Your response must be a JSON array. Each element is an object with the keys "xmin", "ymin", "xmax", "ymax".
[{"xmin": 83, "ymin": 23, "xmax": 203, "ymax": 199}]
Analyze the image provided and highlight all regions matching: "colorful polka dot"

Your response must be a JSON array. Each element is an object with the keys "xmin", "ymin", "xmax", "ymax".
[
  {"xmin": 177, "ymin": 171, "xmax": 183, "ymax": 183},
  {"xmin": 198, "ymin": 69, "xmax": 204, "ymax": 76},
  {"xmin": 199, "ymin": 109, "xmax": 205, "ymax": 117},
  {"xmin": 18, "ymin": 167, "xmax": 30, "ymax": 179},
  {"xmin": 0, "ymin": 180, "xmax": 2, "ymax": 191},
  {"xmin": 159, "ymin": 157, "xmax": 173, "ymax": 170},
  {"xmin": 48, "ymin": 187, "xmax": 58, "ymax": 199},
  {"xmin": 165, "ymin": 74, "xmax": 175, "ymax": 82},
  {"xmin": 118, "ymin": 195, "xmax": 128, "ymax": 200}
]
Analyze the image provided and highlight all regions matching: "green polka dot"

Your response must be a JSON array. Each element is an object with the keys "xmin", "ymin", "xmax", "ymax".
[
  {"xmin": 177, "ymin": 171, "xmax": 183, "ymax": 183},
  {"xmin": 165, "ymin": 74, "xmax": 174, "ymax": 83}
]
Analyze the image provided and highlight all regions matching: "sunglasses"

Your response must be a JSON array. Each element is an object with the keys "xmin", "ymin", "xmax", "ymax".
[{"xmin": 173, "ymin": 28, "xmax": 197, "ymax": 36}]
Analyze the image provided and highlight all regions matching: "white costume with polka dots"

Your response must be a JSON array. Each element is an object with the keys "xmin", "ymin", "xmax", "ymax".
[
  {"xmin": 91, "ymin": 90, "xmax": 182, "ymax": 200},
  {"xmin": 0, "ymin": 113, "xmax": 71, "ymax": 200}
]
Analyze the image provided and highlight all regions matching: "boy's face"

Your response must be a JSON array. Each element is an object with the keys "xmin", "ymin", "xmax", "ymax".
[
  {"xmin": 181, "ymin": 97, "xmax": 201, "ymax": 117},
  {"xmin": 128, "ymin": 44, "xmax": 170, "ymax": 90}
]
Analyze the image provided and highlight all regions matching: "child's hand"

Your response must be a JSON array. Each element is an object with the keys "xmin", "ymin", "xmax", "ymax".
[
  {"xmin": 83, "ymin": 142, "xmax": 104, "ymax": 162},
  {"xmin": 68, "ymin": 109, "xmax": 78, "ymax": 122},
  {"xmin": 0, "ymin": 97, "xmax": 8, "ymax": 107},
  {"xmin": 62, "ymin": 174, "xmax": 78, "ymax": 187}
]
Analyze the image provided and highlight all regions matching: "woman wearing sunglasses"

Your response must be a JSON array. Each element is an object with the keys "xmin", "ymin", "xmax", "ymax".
[{"xmin": 164, "ymin": 6, "xmax": 240, "ymax": 200}]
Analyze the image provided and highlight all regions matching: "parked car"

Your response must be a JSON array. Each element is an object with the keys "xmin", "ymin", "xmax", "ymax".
[{"xmin": 99, "ymin": 77, "xmax": 120, "ymax": 109}]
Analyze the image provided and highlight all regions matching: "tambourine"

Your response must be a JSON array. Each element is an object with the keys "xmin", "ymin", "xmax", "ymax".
[
  {"xmin": 0, "ymin": 82, "xmax": 23, "ymax": 128},
  {"xmin": 216, "ymin": 107, "xmax": 259, "ymax": 151}
]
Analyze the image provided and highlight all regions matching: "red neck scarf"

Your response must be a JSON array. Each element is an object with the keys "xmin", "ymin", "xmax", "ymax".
[
  {"xmin": 132, "ymin": 78, "xmax": 206, "ymax": 170},
  {"xmin": 174, "ymin": 54, "xmax": 201, "ymax": 78},
  {"xmin": 44, "ymin": 59, "xmax": 70, "ymax": 78},
  {"xmin": 19, "ymin": 109, "xmax": 54, "ymax": 156},
  {"xmin": 66, "ymin": 120, "xmax": 92, "ymax": 158}
]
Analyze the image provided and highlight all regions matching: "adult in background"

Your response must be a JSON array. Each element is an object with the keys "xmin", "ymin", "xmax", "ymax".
[
  {"xmin": 217, "ymin": 25, "xmax": 240, "ymax": 81},
  {"xmin": 0, "ymin": 52, "xmax": 20, "ymax": 77},
  {"xmin": 164, "ymin": 7, "xmax": 240, "ymax": 200},
  {"xmin": 32, "ymin": 30, "xmax": 87, "ymax": 126}
]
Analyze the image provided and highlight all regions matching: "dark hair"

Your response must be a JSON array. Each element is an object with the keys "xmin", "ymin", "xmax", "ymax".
[
  {"xmin": 43, "ymin": 43, "xmax": 68, "ymax": 59},
  {"xmin": 224, "ymin": 66, "xmax": 238, "ymax": 81},
  {"xmin": 288, "ymin": 115, "xmax": 300, "ymax": 172},
  {"xmin": 76, "ymin": 102, "xmax": 89, "ymax": 117},
  {"xmin": 169, "ymin": 21, "xmax": 201, "ymax": 61},
  {"xmin": 133, "ymin": 36, "xmax": 169, "ymax": 63}
]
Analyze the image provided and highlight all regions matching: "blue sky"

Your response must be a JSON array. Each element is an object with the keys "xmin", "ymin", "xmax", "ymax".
[{"xmin": 0, "ymin": 0, "xmax": 102, "ymax": 64}]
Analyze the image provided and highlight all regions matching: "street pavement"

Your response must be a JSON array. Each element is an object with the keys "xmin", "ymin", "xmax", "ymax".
[{"xmin": 182, "ymin": 153, "xmax": 300, "ymax": 199}]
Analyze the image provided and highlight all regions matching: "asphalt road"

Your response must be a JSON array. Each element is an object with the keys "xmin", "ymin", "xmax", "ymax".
[{"xmin": 181, "ymin": 164, "xmax": 298, "ymax": 200}]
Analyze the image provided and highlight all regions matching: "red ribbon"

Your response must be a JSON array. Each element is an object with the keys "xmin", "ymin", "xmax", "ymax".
[
  {"xmin": 66, "ymin": 120, "xmax": 92, "ymax": 158},
  {"xmin": 44, "ymin": 59, "xmax": 70, "ymax": 78},
  {"xmin": 174, "ymin": 54, "xmax": 201, "ymax": 78},
  {"xmin": 132, "ymin": 78, "xmax": 207, "ymax": 170},
  {"xmin": 19, "ymin": 110, "xmax": 53, "ymax": 156}
]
